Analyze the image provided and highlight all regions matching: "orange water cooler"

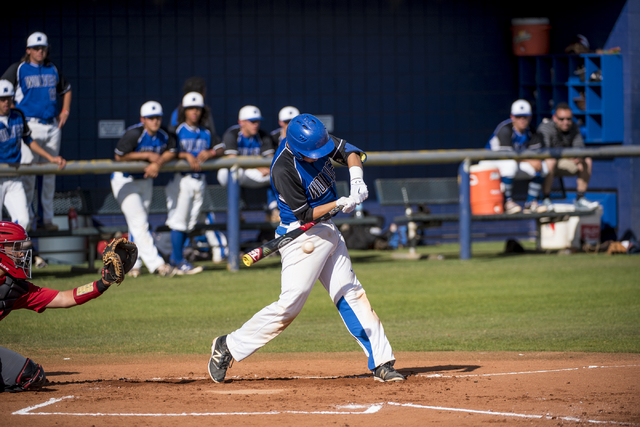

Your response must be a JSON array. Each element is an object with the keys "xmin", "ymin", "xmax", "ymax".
[{"xmin": 470, "ymin": 165, "xmax": 504, "ymax": 215}]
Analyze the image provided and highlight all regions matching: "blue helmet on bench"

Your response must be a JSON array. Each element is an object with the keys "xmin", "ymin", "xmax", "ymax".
[{"xmin": 286, "ymin": 114, "xmax": 334, "ymax": 160}]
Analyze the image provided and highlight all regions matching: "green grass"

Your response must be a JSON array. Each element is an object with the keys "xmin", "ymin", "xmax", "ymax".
[{"xmin": 3, "ymin": 241, "xmax": 639, "ymax": 357}]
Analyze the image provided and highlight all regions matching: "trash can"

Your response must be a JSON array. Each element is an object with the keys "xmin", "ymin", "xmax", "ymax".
[
  {"xmin": 36, "ymin": 215, "xmax": 87, "ymax": 264},
  {"xmin": 511, "ymin": 18, "xmax": 551, "ymax": 56}
]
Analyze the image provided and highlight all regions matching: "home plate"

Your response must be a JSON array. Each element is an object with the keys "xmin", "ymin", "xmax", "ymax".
[{"xmin": 207, "ymin": 389, "xmax": 286, "ymax": 395}]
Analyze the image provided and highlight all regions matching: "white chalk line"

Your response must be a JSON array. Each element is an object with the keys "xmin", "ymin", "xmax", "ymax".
[
  {"xmin": 13, "ymin": 396, "xmax": 636, "ymax": 425},
  {"xmin": 13, "ymin": 396, "xmax": 383, "ymax": 416},
  {"xmin": 421, "ymin": 364, "xmax": 640, "ymax": 378},
  {"xmin": 387, "ymin": 402, "xmax": 636, "ymax": 426}
]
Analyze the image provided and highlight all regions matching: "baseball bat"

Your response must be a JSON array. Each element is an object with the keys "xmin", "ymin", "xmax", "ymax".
[{"xmin": 242, "ymin": 205, "xmax": 342, "ymax": 267}]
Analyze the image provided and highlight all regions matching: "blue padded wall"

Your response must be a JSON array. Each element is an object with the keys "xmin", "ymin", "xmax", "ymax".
[{"xmin": 0, "ymin": 0, "xmax": 630, "ymax": 205}]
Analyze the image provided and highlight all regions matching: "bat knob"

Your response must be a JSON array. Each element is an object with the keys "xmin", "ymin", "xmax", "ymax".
[{"xmin": 242, "ymin": 254, "xmax": 255, "ymax": 267}]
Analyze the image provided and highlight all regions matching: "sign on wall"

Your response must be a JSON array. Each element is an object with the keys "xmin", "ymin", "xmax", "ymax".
[{"xmin": 98, "ymin": 120, "xmax": 125, "ymax": 139}]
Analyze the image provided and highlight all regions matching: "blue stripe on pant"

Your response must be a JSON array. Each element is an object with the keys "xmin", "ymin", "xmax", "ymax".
[{"xmin": 336, "ymin": 296, "xmax": 375, "ymax": 370}]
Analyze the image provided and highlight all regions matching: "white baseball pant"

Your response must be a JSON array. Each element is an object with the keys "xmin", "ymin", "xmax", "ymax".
[
  {"xmin": 0, "ymin": 178, "xmax": 30, "ymax": 230},
  {"xmin": 478, "ymin": 159, "xmax": 548, "ymax": 179},
  {"xmin": 217, "ymin": 168, "xmax": 271, "ymax": 188},
  {"xmin": 20, "ymin": 141, "xmax": 36, "ymax": 229},
  {"xmin": 165, "ymin": 173, "xmax": 205, "ymax": 233},
  {"xmin": 226, "ymin": 220, "xmax": 395, "ymax": 370},
  {"xmin": 27, "ymin": 120, "xmax": 61, "ymax": 224},
  {"xmin": 110, "ymin": 172, "xmax": 165, "ymax": 273}
]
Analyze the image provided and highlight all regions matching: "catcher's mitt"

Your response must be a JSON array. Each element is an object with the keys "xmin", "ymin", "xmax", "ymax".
[{"xmin": 102, "ymin": 238, "xmax": 138, "ymax": 284}]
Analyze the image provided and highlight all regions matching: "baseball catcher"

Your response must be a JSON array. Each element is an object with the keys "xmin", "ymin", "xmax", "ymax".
[{"xmin": 0, "ymin": 224, "xmax": 137, "ymax": 392}]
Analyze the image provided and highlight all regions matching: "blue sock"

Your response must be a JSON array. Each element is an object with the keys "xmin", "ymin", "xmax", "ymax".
[
  {"xmin": 171, "ymin": 230, "xmax": 187, "ymax": 265},
  {"xmin": 526, "ymin": 175, "xmax": 544, "ymax": 204},
  {"xmin": 502, "ymin": 177, "xmax": 514, "ymax": 200}
]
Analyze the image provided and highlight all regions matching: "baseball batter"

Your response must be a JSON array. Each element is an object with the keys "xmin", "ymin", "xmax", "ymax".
[
  {"xmin": 111, "ymin": 101, "xmax": 177, "ymax": 277},
  {"xmin": 0, "ymin": 80, "xmax": 65, "ymax": 231},
  {"xmin": 165, "ymin": 92, "xmax": 223, "ymax": 275},
  {"xmin": 0, "ymin": 222, "xmax": 123, "ymax": 392},
  {"xmin": 2, "ymin": 32, "xmax": 72, "ymax": 231},
  {"xmin": 208, "ymin": 114, "xmax": 404, "ymax": 383}
]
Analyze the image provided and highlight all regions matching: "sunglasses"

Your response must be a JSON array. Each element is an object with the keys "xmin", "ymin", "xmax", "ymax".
[
  {"xmin": 513, "ymin": 115, "xmax": 530, "ymax": 119},
  {"xmin": 30, "ymin": 46, "xmax": 47, "ymax": 51},
  {"xmin": 556, "ymin": 117, "xmax": 573, "ymax": 121}
]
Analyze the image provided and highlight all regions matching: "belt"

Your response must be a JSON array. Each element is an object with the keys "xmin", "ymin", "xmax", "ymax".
[
  {"xmin": 28, "ymin": 117, "xmax": 56, "ymax": 125},
  {"xmin": 181, "ymin": 172, "xmax": 203, "ymax": 179}
]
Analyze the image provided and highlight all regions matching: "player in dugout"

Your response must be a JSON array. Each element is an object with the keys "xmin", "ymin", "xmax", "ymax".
[
  {"xmin": 0, "ymin": 223, "xmax": 127, "ymax": 392},
  {"xmin": 207, "ymin": 114, "xmax": 404, "ymax": 383}
]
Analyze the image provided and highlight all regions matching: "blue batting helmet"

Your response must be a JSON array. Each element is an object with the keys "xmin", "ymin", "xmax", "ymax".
[{"xmin": 286, "ymin": 114, "xmax": 334, "ymax": 160}]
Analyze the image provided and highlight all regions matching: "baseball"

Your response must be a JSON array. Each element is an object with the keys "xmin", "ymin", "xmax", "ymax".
[{"xmin": 302, "ymin": 241, "xmax": 315, "ymax": 254}]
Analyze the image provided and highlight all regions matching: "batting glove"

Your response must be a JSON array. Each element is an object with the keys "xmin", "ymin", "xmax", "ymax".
[
  {"xmin": 350, "ymin": 178, "xmax": 368, "ymax": 204},
  {"xmin": 349, "ymin": 166, "xmax": 368, "ymax": 204},
  {"xmin": 336, "ymin": 196, "xmax": 357, "ymax": 214}
]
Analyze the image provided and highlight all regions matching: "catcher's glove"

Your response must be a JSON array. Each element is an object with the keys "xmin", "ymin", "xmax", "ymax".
[{"xmin": 102, "ymin": 238, "xmax": 138, "ymax": 285}]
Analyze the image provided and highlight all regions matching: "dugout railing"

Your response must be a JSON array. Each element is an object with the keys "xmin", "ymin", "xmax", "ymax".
[{"xmin": 3, "ymin": 145, "xmax": 640, "ymax": 269}]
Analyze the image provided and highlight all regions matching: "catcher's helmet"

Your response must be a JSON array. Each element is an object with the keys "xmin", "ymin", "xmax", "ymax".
[
  {"xmin": 0, "ymin": 222, "xmax": 32, "ymax": 279},
  {"xmin": 285, "ymin": 114, "xmax": 333, "ymax": 160}
]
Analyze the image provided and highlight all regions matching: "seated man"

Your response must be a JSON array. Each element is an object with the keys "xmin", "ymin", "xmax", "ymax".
[
  {"xmin": 480, "ymin": 100, "xmax": 547, "ymax": 214},
  {"xmin": 537, "ymin": 103, "xmax": 598, "ymax": 211},
  {"xmin": 217, "ymin": 105, "xmax": 278, "ymax": 220}
]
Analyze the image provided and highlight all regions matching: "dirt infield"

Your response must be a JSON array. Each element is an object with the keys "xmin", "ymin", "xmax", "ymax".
[{"xmin": 3, "ymin": 352, "xmax": 639, "ymax": 426}]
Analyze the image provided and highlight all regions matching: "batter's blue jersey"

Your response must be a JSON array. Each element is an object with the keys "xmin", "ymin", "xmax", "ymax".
[
  {"xmin": 2, "ymin": 62, "xmax": 71, "ymax": 120},
  {"xmin": 0, "ymin": 109, "xmax": 32, "ymax": 163},
  {"xmin": 270, "ymin": 135, "xmax": 366, "ymax": 233}
]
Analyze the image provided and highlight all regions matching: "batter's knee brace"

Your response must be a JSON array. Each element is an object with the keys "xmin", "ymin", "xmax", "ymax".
[{"xmin": 4, "ymin": 359, "xmax": 46, "ymax": 393}]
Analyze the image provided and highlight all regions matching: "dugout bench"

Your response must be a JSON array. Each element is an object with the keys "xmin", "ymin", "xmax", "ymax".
[
  {"xmin": 25, "ymin": 181, "xmax": 378, "ymax": 271},
  {"xmin": 375, "ymin": 177, "xmax": 597, "ymax": 258}
]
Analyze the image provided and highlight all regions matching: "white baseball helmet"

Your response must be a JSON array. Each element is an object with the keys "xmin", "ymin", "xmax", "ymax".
[
  {"xmin": 27, "ymin": 32, "xmax": 48, "ymax": 48},
  {"xmin": 140, "ymin": 101, "xmax": 163, "ymax": 117},
  {"xmin": 0, "ymin": 80, "xmax": 15, "ymax": 97},
  {"xmin": 182, "ymin": 92, "xmax": 204, "ymax": 108},
  {"xmin": 279, "ymin": 106, "xmax": 300, "ymax": 122}
]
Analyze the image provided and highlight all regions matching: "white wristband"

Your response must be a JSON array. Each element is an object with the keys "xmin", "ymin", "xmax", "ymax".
[{"xmin": 349, "ymin": 166, "xmax": 364, "ymax": 181}]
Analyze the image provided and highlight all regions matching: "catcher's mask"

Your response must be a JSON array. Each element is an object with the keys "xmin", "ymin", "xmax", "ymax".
[{"xmin": 0, "ymin": 222, "xmax": 32, "ymax": 279}]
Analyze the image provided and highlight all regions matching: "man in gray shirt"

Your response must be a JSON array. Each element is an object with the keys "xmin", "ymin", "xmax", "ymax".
[{"xmin": 537, "ymin": 103, "xmax": 598, "ymax": 211}]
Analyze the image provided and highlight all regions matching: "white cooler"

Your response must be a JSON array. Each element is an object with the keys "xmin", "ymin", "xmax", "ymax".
[{"xmin": 540, "ymin": 204, "xmax": 603, "ymax": 250}]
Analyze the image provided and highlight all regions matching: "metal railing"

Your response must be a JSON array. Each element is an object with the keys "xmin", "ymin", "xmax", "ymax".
[{"xmin": 3, "ymin": 145, "xmax": 640, "ymax": 267}]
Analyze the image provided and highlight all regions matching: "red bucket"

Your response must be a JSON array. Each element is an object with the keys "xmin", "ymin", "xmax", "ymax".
[{"xmin": 511, "ymin": 18, "xmax": 551, "ymax": 56}]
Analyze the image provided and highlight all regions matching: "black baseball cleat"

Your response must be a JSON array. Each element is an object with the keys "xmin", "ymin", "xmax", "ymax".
[
  {"xmin": 208, "ymin": 335, "xmax": 234, "ymax": 383},
  {"xmin": 373, "ymin": 360, "xmax": 405, "ymax": 382}
]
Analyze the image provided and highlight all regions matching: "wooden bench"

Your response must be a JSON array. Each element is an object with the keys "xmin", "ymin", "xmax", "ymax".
[{"xmin": 375, "ymin": 177, "xmax": 598, "ymax": 256}]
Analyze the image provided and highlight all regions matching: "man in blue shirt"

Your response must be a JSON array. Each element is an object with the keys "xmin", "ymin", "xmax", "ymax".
[
  {"xmin": 217, "ymin": 105, "xmax": 278, "ymax": 220},
  {"xmin": 0, "ymin": 80, "xmax": 65, "ymax": 230},
  {"xmin": 480, "ymin": 100, "xmax": 548, "ymax": 214},
  {"xmin": 2, "ymin": 32, "xmax": 72, "ymax": 231},
  {"xmin": 110, "ymin": 101, "xmax": 177, "ymax": 278},
  {"xmin": 270, "ymin": 106, "xmax": 300, "ymax": 149}
]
